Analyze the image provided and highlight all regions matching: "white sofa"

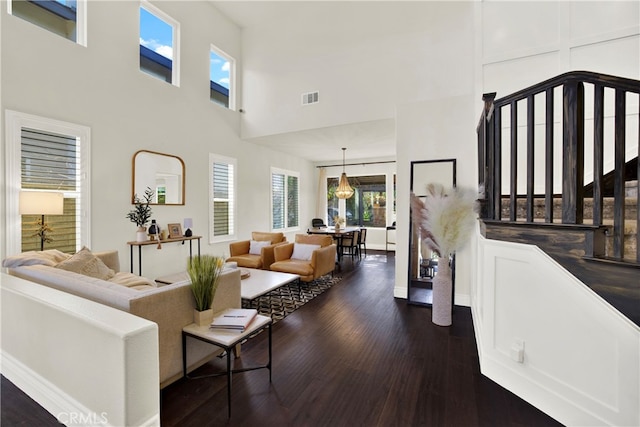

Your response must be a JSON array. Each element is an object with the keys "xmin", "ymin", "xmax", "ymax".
[{"xmin": 3, "ymin": 248, "xmax": 241, "ymax": 388}]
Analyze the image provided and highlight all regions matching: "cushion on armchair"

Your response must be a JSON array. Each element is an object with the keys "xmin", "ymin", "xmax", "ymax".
[
  {"xmin": 270, "ymin": 234, "xmax": 336, "ymax": 282},
  {"xmin": 227, "ymin": 231, "xmax": 288, "ymax": 270}
]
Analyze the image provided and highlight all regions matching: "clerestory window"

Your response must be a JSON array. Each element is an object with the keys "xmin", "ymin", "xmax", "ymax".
[
  {"xmin": 210, "ymin": 45, "xmax": 235, "ymax": 109},
  {"xmin": 8, "ymin": 0, "xmax": 86, "ymax": 46},
  {"xmin": 139, "ymin": 1, "xmax": 179, "ymax": 86}
]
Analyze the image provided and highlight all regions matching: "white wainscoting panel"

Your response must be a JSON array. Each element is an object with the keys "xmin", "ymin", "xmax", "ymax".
[{"xmin": 472, "ymin": 236, "xmax": 640, "ymax": 426}]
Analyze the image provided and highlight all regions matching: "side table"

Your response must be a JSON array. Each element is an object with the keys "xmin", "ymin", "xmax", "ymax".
[{"xmin": 182, "ymin": 314, "xmax": 272, "ymax": 418}]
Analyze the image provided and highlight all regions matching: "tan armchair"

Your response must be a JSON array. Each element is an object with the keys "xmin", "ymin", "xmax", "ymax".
[
  {"xmin": 270, "ymin": 234, "xmax": 336, "ymax": 282},
  {"xmin": 227, "ymin": 231, "xmax": 287, "ymax": 270}
]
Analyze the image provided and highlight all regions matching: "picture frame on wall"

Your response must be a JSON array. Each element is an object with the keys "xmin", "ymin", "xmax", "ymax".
[{"xmin": 168, "ymin": 223, "xmax": 182, "ymax": 239}]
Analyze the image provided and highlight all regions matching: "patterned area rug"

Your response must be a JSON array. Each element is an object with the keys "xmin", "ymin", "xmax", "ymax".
[{"xmin": 241, "ymin": 274, "xmax": 342, "ymax": 323}]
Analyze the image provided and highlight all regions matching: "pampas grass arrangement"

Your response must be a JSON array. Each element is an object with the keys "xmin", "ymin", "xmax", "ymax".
[
  {"xmin": 410, "ymin": 183, "xmax": 479, "ymax": 258},
  {"xmin": 187, "ymin": 255, "xmax": 225, "ymax": 312},
  {"xmin": 411, "ymin": 183, "xmax": 479, "ymax": 326}
]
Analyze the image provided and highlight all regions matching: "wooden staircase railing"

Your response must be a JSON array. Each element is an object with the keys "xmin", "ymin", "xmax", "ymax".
[{"xmin": 477, "ymin": 71, "xmax": 639, "ymax": 264}]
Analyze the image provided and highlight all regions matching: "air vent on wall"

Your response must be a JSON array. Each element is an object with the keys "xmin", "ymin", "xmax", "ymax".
[{"xmin": 302, "ymin": 91, "xmax": 319, "ymax": 105}]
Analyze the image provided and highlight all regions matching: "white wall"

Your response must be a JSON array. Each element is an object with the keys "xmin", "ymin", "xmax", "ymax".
[
  {"xmin": 0, "ymin": 1, "xmax": 316, "ymax": 277},
  {"xmin": 473, "ymin": 237, "xmax": 640, "ymax": 426},
  {"xmin": 239, "ymin": 1, "xmax": 475, "ymax": 139},
  {"xmin": 1, "ymin": 273, "xmax": 160, "ymax": 426}
]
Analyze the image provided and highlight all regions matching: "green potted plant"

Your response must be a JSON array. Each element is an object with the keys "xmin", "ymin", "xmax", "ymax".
[
  {"xmin": 187, "ymin": 255, "xmax": 225, "ymax": 326},
  {"xmin": 126, "ymin": 187, "xmax": 154, "ymax": 242}
]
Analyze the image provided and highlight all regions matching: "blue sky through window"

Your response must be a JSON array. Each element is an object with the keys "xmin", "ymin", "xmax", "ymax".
[
  {"xmin": 210, "ymin": 50, "xmax": 230, "ymax": 89},
  {"xmin": 140, "ymin": 7, "xmax": 173, "ymax": 60},
  {"xmin": 55, "ymin": 0, "xmax": 76, "ymax": 9}
]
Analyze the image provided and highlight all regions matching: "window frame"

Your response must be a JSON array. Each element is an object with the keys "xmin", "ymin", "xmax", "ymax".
[
  {"xmin": 7, "ymin": 0, "xmax": 87, "ymax": 46},
  {"xmin": 327, "ymin": 174, "xmax": 387, "ymax": 228},
  {"xmin": 209, "ymin": 153, "xmax": 237, "ymax": 244},
  {"xmin": 209, "ymin": 44, "xmax": 236, "ymax": 110},
  {"xmin": 5, "ymin": 110, "xmax": 91, "ymax": 256},
  {"xmin": 270, "ymin": 167, "xmax": 300, "ymax": 232},
  {"xmin": 139, "ymin": 0, "xmax": 180, "ymax": 86}
]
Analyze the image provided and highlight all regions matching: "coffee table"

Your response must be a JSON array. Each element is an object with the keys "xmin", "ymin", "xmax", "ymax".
[
  {"xmin": 155, "ymin": 268, "xmax": 299, "ymax": 302},
  {"xmin": 240, "ymin": 268, "xmax": 299, "ymax": 302}
]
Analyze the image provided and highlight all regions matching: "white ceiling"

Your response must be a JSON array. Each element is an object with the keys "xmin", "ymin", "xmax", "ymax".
[{"xmin": 210, "ymin": 1, "xmax": 442, "ymax": 163}]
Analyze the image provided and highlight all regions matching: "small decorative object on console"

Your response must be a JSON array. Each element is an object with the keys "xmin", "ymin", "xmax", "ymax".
[
  {"xmin": 168, "ymin": 223, "xmax": 182, "ymax": 239},
  {"xmin": 184, "ymin": 218, "xmax": 193, "ymax": 237},
  {"xmin": 127, "ymin": 187, "xmax": 154, "ymax": 242}
]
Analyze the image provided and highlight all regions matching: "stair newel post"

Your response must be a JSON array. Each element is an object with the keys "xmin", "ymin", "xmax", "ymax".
[
  {"xmin": 494, "ymin": 105, "xmax": 502, "ymax": 221},
  {"xmin": 478, "ymin": 92, "xmax": 496, "ymax": 220},
  {"xmin": 562, "ymin": 79, "xmax": 585, "ymax": 224}
]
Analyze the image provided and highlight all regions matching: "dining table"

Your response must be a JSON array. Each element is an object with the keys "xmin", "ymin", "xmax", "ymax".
[{"xmin": 307, "ymin": 226, "xmax": 360, "ymax": 261}]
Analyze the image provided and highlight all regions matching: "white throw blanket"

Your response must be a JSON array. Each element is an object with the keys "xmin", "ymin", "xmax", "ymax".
[{"xmin": 2, "ymin": 250, "xmax": 71, "ymax": 268}]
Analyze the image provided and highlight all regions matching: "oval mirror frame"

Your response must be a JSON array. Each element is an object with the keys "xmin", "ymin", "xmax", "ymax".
[{"xmin": 132, "ymin": 150, "xmax": 185, "ymax": 205}]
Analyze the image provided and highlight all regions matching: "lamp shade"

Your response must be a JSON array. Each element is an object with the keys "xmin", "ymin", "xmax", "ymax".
[
  {"xmin": 19, "ymin": 191, "xmax": 64, "ymax": 215},
  {"xmin": 184, "ymin": 218, "xmax": 193, "ymax": 229},
  {"xmin": 336, "ymin": 173, "xmax": 354, "ymax": 199}
]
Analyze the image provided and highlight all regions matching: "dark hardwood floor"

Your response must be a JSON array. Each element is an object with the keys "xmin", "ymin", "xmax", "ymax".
[{"xmin": 1, "ymin": 251, "xmax": 562, "ymax": 426}]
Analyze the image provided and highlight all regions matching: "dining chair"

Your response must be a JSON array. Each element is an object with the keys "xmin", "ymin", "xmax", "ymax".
[
  {"xmin": 357, "ymin": 228, "xmax": 367, "ymax": 257},
  {"xmin": 341, "ymin": 230, "xmax": 360, "ymax": 259},
  {"xmin": 311, "ymin": 218, "xmax": 326, "ymax": 228}
]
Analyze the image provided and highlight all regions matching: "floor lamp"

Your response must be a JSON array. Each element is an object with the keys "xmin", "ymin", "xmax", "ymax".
[{"xmin": 19, "ymin": 191, "xmax": 64, "ymax": 251}]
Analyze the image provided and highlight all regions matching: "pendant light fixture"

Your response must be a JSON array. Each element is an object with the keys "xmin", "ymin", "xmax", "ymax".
[{"xmin": 336, "ymin": 147, "xmax": 354, "ymax": 199}]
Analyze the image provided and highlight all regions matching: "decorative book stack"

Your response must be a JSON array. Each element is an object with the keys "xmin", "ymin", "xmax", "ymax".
[{"xmin": 210, "ymin": 308, "xmax": 258, "ymax": 332}]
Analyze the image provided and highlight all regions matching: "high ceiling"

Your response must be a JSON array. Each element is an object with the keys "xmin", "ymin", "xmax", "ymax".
[{"xmin": 210, "ymin": 1, "xmax": 443, "ymax": 163}]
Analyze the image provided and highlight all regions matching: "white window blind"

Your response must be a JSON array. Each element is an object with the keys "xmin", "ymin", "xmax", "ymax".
[
  {"xmin": 271, "ymin": 168, "xmax": 299, "ymax": 231},
  {"xmin": 209, "ymin": 154, "xmax": 236, "ymax": 242},
  {"xmin": 21, "ymin": 128, "xmax": 82, "ymax": 253}
]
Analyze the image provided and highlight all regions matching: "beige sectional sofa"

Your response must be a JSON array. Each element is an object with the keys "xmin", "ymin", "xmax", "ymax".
[{"xmin": 3, "ymin": 248, "xmax": 241, "ymax": 388}]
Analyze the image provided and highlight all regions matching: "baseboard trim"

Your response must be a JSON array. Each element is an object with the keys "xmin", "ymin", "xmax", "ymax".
[{"xmin": 0, "ymin": 351, "xmax": 162, "ymax": 427}]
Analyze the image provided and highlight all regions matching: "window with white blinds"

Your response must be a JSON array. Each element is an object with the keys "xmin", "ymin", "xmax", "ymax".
[
  {"xmin": 209, "ymin": 154, "xmax": 236, "ymax": 242},
  {"xmin": 21, "ymin": 129, "xmax": 81, "ymax": 253},
  {"xmin": 271, "ymin": 168, "xmax": 299, "ymax": 231}
]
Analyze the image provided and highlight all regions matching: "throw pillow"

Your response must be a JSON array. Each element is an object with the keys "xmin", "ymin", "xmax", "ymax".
[
  {"xmin": 249, "ymin": 240, "xmax": 271, "ymax": 255},
  {"xmin": 291, "ymin": 243, "xmax": 321, "ymax": 261},
  {"xmin": 55, "ymin": 246, "xmax": 115, "ymax": 280}
]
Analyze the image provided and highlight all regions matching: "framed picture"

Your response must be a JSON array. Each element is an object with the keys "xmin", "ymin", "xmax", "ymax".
[{"xmin": 168, "ymin": 223, "xmax": 182, "ymax": 239}]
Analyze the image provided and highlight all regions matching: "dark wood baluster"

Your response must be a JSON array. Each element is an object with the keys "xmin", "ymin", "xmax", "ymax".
[
  {"xmin": 562, "ymin": 80, "xmax": 585, "ymax": 224},
  {"xmin": 510, "ymin": 101, "xmax": 518, "ymax": 221},
  {"xmin": 526, "ymin": 95, "xmax": 535, "ymax": 222},
  {"xmin": 613, "ymin": 89, "xmax": 626, "ymax": 259},
  {"xmin": 545, "ymin": 87, "xmax": 555, "ymax": 223},
  {"xmin": 494, "ymin": 106, "xmax": 502, "ymax": 220},
  {"xmin": 593, "ymin": 84, "xmax": 605, "ymax": 226}
]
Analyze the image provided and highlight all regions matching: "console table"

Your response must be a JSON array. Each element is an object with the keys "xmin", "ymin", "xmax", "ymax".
[{"xmin": 126, "ymin": 235, "xmax": 201, "ymax": 276}]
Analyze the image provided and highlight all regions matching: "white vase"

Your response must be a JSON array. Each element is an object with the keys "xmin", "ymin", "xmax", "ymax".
[
  {"xmin": 432, "ymin": 256, "xmax": 452, "ymax": 326},
  {"xmin": 136, "ymin": 226, "xmax": 148, "ymax": 242},
  {"xmin": 194, "ymin": 308, "xmax": 213, "ymax": 327}
]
